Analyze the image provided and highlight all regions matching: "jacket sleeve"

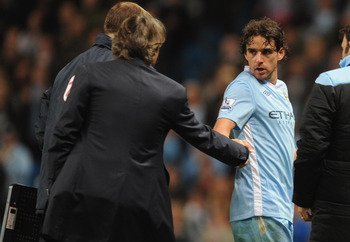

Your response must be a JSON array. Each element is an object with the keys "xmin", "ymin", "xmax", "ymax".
[
  {"xmin": 293, "ymin": 81, "xmax": 336, "ymax": 207},
  {"xmin": 34, "ymin": 87, "xmax": 52, "ymax": 151},
  {"xmin": 172, "ymin": 99, "xmax": 249, "ymax": 167},
  {"xmin": 46, "ymin": 65, "xmax": 90, "ymax": 188}
]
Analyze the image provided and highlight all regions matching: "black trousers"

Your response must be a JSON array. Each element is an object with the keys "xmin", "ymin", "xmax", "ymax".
[{"xmin": 309, "ymin": 200, "xmax": 350, "ymax": 242}]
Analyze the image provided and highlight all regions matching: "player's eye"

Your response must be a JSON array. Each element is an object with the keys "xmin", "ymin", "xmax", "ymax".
[
  {"xmin": 248, "ymin": 49, "xmax": 257, "ymax": 55},
  {"xmin": 262, "ymin": 49, "xmax": 274, "ymax": 55}
]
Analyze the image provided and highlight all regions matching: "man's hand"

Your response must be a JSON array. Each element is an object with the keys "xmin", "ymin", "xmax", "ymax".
[
  {"xmin": 297, "ymin": 206, "xmax": 312, "ymax": 222},
  {"xmin": 232, "ymin": 139, "xmax": 252, "ymax": 168}
]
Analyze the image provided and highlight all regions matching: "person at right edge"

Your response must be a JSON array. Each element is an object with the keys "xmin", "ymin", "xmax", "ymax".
[
  {"xmin": 40, "ymin": 15, "xmax": 250, "ymax": 242},
  {"xmin": 293, "ymin": 24, "xmax": 350, "ymax": 242},
  {"xmin": 214, "ymin": 17, "xmax": 296, "ymax": 241}
]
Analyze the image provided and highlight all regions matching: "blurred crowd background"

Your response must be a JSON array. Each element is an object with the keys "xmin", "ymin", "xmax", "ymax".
[{"xmin": 1, "ymin": 0, "xmax": 349, "ymax": 241}]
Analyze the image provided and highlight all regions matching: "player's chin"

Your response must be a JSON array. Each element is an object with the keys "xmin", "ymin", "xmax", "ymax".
[{"xmin": 254, "ymin": 73, "xmax": 267, "ymax": 80}]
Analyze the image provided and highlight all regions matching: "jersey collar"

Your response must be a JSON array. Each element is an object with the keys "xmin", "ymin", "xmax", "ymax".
[{"xmin": 339, "ymin": 55, "xmax": 350, "ymax": 68}]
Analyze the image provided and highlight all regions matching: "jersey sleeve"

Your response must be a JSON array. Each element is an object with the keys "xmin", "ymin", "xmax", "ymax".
[{"xmin": 217, "ymin": 78, "xmax": 255, "ymax": 130}]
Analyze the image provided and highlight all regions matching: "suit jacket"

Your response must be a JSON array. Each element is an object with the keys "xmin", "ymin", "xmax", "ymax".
[
  {"xmin": 34, "ymin": 33, "xmax": 114, "ymax": 212},
  {"xmin": 41, "ymin": 58, "xmax": 249, "ymax": 242}
]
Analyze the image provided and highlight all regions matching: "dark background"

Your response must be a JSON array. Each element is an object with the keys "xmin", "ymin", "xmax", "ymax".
[{"xmin": 1, "ymin": 0, "xmax": 347, "ymax": 240}]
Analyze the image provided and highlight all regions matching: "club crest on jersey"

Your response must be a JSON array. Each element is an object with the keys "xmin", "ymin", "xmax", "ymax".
[
  {"xmin": 220, "ymin": 97, "xmax": 236, "ymax": 112},
  {"xmin": 281, "ymin": 88, "xmax": 288, "ymax": 100},
  {"xmin": 63, "ymin": 75, "xmax": 75, "ymax": 102}
]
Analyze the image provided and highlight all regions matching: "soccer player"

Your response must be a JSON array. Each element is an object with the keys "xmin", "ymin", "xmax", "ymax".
[{"xmin": 214, "ymin": 17, "xmax": 295, "ymax": 241}]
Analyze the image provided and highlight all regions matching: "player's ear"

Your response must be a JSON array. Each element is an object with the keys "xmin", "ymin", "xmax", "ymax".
[
  {"xmin": 277, "ymin": 47, "xmax": 285, "ymax": 61},
  {"xmin": 244, "ymin": 52, "xmax": 248, "ymax": 62}
]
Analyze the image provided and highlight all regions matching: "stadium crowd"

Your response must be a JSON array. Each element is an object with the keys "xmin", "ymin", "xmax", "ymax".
[{"xmin": 1, "ymin": 0, "xmax": 350, "ymax": 241}]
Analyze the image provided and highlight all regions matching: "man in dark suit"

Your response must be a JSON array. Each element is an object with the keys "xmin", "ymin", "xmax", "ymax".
[
  {"xmin": 41, "ymin": 15, "xmax": 250, "ymax": 242},
  {"xmin": 34, "ymin": 2, "xmax": 151, "ymax": 214}
]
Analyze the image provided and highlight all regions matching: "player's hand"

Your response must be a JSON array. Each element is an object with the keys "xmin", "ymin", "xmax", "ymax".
[{"xmin": 297, "ymin": 206, "xmax": 312, "ymax": 222}]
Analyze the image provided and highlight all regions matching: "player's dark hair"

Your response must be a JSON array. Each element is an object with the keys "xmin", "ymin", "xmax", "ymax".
[{"xmin": 240, "ymin": 17, "xmax": 289, "ymax": 62}]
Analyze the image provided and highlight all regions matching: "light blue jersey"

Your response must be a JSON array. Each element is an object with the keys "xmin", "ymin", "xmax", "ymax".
[{"xmin": 218, "ymin": 66, "xmax": 295, "ymax": 223}]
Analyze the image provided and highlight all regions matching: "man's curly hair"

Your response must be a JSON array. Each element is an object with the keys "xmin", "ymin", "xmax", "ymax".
[{"xmin": 240, "ymin": 17, "xmax": 289, "ymax": 62}]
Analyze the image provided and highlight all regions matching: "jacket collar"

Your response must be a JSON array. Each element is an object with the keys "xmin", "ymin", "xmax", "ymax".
[
  {"xmin": 93, "ymin": 33, "xmax": 112, "ymax": 50},
  {"xmin": 128, "ymin": 57, "xmax": 155, "ymax": 69}
]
